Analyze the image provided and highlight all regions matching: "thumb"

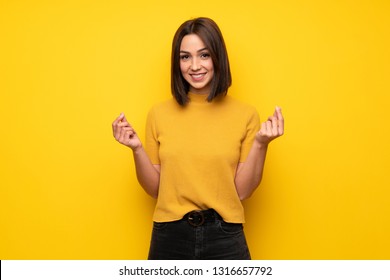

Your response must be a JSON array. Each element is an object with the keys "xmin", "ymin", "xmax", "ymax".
[{"xmin": 119, "ymin": 112, "xmax": 128, "ymax": 123}]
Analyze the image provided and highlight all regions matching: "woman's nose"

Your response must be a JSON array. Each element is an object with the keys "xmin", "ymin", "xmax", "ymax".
[{"xmin": 191, "ymin": 58, "xmax": 201, "ymax": 71}]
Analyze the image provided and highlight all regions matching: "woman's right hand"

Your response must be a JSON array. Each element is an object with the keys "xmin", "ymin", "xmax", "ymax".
[{"xmin": 112, "ymin": 113, "xmax": 142, "ymax": 151}]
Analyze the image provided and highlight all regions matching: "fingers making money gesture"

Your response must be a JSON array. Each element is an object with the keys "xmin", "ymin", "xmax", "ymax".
[
  {"xmin": 112, "ymin": 113, "xmax": 142, "ymax": 151},
  {"xmin": 256, "ymin": 106, "xmax": 284, "ymax": 145}
]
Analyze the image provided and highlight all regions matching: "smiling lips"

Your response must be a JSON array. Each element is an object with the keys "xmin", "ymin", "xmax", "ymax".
[{"xmin": 190, "ymin": 73, "xmax": 206, "ymax": 81}]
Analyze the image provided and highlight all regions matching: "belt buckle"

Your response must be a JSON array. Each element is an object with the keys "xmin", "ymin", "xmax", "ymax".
[{"xmin": 187, "ymin": 210, "xmax": 205, "ymax": 226}]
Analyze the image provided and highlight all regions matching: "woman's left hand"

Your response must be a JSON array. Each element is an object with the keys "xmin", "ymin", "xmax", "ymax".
[{"xmin": 255, "ymin": 106, "xmax": 284, "ymax": 145}]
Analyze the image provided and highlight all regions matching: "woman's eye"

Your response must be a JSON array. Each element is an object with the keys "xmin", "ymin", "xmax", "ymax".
[
  {"xmin": 180, "ymin": 55, "xmax": 190, "ymax": 60},
  {"xmin": 201, "ymin": 53, "xmax": 210, "ymax": 59}
]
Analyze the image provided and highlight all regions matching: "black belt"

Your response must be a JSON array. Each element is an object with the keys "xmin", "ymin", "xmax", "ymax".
[{"xmin": 183, "ymin": 209, "xmax": 220, "ymax": 227}]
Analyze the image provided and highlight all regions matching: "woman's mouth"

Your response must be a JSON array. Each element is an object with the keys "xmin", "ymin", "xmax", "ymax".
[{"xmin": 190, "ymin": 73, "xmax": 206, "ymax": 81}]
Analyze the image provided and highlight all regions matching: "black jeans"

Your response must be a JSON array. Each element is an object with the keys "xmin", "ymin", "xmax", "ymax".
[{"xmin": 148, "ymin": 209, "xmax": 251, "ymax": 260}]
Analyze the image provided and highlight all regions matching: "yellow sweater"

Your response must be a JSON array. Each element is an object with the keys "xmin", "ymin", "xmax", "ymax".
[{"xmin": 145, "ymin": 92, "xmax": 260, "ymax": 223}]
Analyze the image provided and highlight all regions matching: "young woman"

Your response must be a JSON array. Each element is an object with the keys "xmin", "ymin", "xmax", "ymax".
[{"xmin": 112, "ymin": 17, "xmax": 284, "ymax": 259}]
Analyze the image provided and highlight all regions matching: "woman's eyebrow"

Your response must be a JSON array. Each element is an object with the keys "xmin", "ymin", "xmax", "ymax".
[{"xmin": 180, "ymin": 47, "xmax": 208, "ymax": 54}]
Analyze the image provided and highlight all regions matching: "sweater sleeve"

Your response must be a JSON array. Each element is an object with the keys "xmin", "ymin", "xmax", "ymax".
[
  {"xmin": 239, "ymin": 107, "xmax": 260, "ymax": 162},
  {"xmin": 145, "ymin": 107, "xmax": 160, "ymax": 164}
]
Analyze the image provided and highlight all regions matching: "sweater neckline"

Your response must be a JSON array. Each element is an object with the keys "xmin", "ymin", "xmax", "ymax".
[{"xmin": 187, "ymin": 92, "xmax": 209, "ymax": 104}]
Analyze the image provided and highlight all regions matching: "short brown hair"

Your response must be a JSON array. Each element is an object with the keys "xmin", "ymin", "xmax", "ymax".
[{"xmin": 171, "ymin": 17, "xmax": 232, "ymax": 106}]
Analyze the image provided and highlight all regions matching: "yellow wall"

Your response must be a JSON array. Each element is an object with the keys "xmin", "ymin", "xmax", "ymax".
[{"xmin": 1, "ymin": 0, "xmax": 389, "ymax": 259}]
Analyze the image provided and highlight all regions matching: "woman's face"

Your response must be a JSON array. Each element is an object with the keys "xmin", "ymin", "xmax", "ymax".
[{"xmin": 179, "ymin": 34, "xmax": 214, "ymax": 94}]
